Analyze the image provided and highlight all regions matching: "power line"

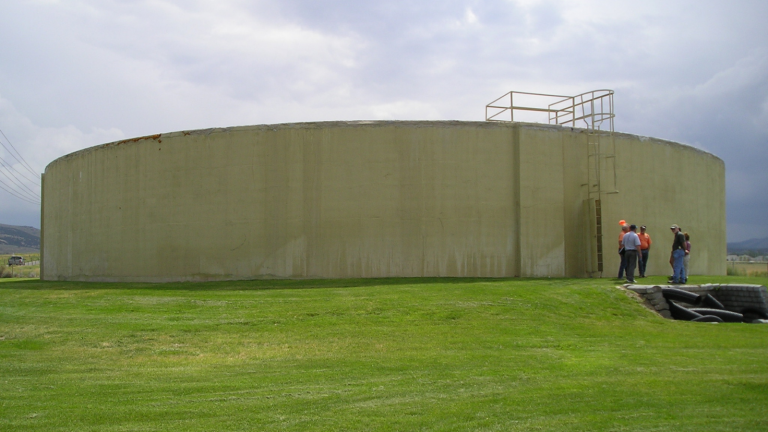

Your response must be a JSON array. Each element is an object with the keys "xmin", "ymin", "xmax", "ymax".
[
  {"xmin": 0, "ymin": 154, "xmax": 41, "ymax": 187},
  {"xmin": 0, "ymin": 127, "xmax": 40, "ymax": 179},
  {"xmin": 0, "ymin": 177, "xmax": 40, "ymax": 205},
  {"xmin": 0, "ymin": 125, "xmax": 42, "ymax": 205},
  {"xmin": 0, "ymin": 158, "xmax": 41, "ymax": 201}
]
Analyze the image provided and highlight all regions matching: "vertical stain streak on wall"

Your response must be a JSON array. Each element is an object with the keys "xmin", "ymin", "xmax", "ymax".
[
  {"xmin": 41, "ymin": 121, "xmax": 726, "ymax": 282},
  {"xmin": 512, "ymin": 124, "xmax": 522, "ymax": 278}
]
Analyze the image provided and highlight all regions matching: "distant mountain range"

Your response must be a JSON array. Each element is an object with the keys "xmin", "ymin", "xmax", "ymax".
[
  {"xmin": 0, "ymin": 223, "xmax": 40, "ymax": 254},
  {"xmin": 727, "ymin": 237, "xmax": 768, "ymax": 255}
]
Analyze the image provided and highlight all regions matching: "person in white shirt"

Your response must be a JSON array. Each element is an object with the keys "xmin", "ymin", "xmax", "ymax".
[{"xmin": 622, "ymin": 224, "xmax": 642, "ymax": 283}]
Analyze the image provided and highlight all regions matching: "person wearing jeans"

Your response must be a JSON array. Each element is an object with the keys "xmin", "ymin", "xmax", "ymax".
[
  {"xmin": 670, "ymin": 224, "xmax": 686, "ymax": 284},
  {"xmin": 683, "ymin": 232, "xmax": 691, "ymax": 283},
  {"xmin": 638, "ymin": 225, "xmax": 652, "ymax": 277},
  {"xmin": 622, "ymin": 224, "xmax": 642, "ymax": 283},
  {"xmin": 617, "ymin": 224, "xmax": 629, "ymax": 278}
]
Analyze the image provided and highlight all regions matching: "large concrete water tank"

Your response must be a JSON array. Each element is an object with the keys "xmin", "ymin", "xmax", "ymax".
[{"xmin": 41, "ymin": 121, "xmax": 725, "ymax": 281}]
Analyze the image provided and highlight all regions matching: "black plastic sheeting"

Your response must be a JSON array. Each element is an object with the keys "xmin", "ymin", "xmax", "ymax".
[
  {"xmin": 689, "ymin": 308, "xmax": 744, "ymax": 323},
  {"xmin": 691, "ymin": 315, "xmax": 724, "ymax": 323},
  {"xmin": 662, "ymin": 288, "xmax": 702, "ymax": 306},
  {"xmin": 701, "ymin": 294, "xmax": 725, "ymax": 310},
  {"xmin": 660, "ymin": 288, "xmax": 765, "ymax": 323},
  {"xmin": 668, "ymin": 301, "xmax": 703, "ymax": 321}
]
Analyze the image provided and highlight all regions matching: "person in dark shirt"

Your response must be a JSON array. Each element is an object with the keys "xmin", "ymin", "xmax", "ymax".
[{"xmin": 670, "ymin": 224, "xmax": 686, "ymax": 284}]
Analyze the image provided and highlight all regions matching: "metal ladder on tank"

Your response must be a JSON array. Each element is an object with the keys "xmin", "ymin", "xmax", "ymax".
[
  {"xmin": 485, "ymin": 89, "xmax": 617, "ymax": 277},
  {"xmin": 580, "ymin": 90, "xmax": 618, "ymax": 276},
  {"xmin": 586, "ymin": 129, "xmax": 618, "ymax": 276}
]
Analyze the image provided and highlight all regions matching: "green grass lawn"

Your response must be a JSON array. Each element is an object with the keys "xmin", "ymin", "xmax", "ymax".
[{"xmin": 1, "ymin": 275, "xmax": 767, "ymax": 431}]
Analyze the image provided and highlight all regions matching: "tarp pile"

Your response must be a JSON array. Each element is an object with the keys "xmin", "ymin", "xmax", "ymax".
[{"xmin": 663, "ymin": 288, "xmax": 768, "ymax": 323}]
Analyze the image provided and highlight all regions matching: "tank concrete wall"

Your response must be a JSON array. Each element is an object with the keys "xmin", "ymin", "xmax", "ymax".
[{"xmin": 40, "ymin": 121, "xmax": 725, "ymax": 281}]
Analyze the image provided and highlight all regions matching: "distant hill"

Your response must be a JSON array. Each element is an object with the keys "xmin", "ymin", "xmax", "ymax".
[
  {"xmin": 727, "ymin": 237, "xmax": 768, "ymax": 256},
  {"xmin": 0, "ymin": 223, "xmax": 40, "ymax": 254}
]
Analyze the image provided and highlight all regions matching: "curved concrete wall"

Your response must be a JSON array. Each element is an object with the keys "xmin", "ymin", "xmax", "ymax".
[{"xmin": 41, "ymin": 121, "xmax": 725, "ymax": 281}]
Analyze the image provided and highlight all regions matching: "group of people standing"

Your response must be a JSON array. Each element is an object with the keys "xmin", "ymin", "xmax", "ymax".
[
  {"xmin": 617, "ymin": 222, "xmax": 651, "ymax": 283},
  {"xmin": 617, "ymin": 221, "xmax": 691, "ymax": 284}
]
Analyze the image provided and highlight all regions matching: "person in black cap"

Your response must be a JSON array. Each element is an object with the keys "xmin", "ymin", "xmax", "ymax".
[{"xmin": 622, "ymin": 224, "xmax": 642, "ymax": 283}]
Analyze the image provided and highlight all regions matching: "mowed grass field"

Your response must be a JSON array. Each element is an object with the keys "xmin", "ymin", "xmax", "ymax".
[{"xmin": 2, "ymin": 276, "xmax": 767, "ymax": 431}]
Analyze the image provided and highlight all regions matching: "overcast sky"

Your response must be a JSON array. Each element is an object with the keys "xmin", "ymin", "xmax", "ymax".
[{"xmin": 1, "ymin": 0, "xmax": 766, "ymax": 242}]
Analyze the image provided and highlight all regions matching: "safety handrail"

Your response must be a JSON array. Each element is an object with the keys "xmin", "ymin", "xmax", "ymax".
[{"xmin": 486, "ymin": 89, "xmax": 614, "ymax": 132}]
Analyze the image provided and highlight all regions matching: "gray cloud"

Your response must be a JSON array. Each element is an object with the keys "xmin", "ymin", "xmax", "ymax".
[{"xmin": 0, "ymin": 0, "xmax": 766, "ymax": 241}]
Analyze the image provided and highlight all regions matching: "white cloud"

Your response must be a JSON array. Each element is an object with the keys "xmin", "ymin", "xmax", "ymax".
[{"xmin": 465, "ymin": 8, "xmax": 478, "ymax": 24}]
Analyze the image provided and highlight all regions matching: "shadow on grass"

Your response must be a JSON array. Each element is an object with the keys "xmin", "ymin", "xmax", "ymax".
[
  {"xmin": 0, "ymin": 277, "xmax": 553, "ymax": 292},
  {"xmin": 3, "ymin": 275, "xmax": 763, "ymax": 292}
]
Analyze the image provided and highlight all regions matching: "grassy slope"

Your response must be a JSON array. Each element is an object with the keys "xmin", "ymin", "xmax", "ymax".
[{"xmin": 1, "ymin": 276, "xmax": 767, "ymax": 431}]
